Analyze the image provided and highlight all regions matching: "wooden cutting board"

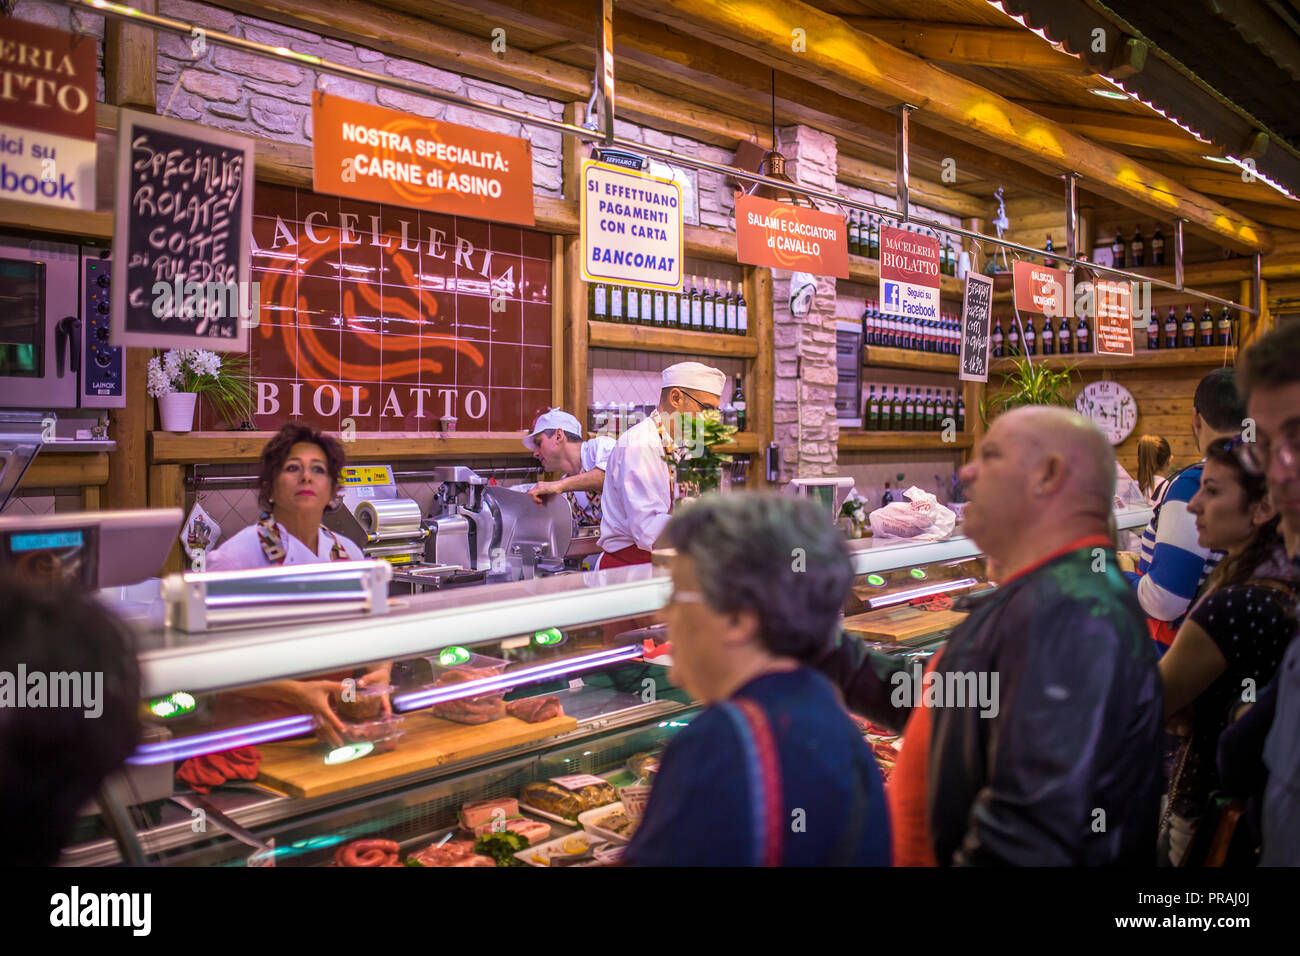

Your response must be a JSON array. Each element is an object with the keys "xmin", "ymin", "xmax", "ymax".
[
  {"xmin": 256, "ymin": 709, "xmax": 578, "ymax": 799},
  {"xmin": 843, "ymin": 607, "xmax": 967, "ymax": 643}
]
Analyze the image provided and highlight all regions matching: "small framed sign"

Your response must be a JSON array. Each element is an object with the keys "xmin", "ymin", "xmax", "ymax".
[
  {"xmin": 959, "ymin": 272, "xmax": 994, "ymax": 382},
  {"xmin": 112, "ymin": 110, "xmax": 254, "ymax": 351}
]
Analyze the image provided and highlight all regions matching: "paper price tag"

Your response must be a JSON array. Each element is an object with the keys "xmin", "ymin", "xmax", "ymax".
[
  {"xmin": 618, "ymin": 785, "xmax": 652, "ymax": 823},
  {"xmin": 549, "ymin": 774, "xmax": 607, "ymax": 790}
]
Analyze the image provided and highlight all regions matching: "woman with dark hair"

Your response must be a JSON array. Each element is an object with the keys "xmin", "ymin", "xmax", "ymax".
[
  {"xmin": 208, "ymin": 422, "xmax": 364, "ymax": 570},
  {"xmin": 1137, "ymin": 434, "xmax": 1173, "ymax": 504},
  {"xmin": 199, "ymin": 424, "xmax": 377, "ymax": 754},
  {"xmin": 1157, "ymin": 436, "xmax": 1297, "ymax": 865},
  {"xmin": 621, "ymin": 494, "xmax": 891, "ymax": 866}
]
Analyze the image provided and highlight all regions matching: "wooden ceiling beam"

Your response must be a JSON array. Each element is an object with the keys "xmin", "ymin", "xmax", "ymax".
[
  {"xmin": 1142, "ymin": 160, "xmax": 1300, "ymax": 208},
  {"xmin": 618, "ymin": 0, "xmax": 1270, "ymax": 253},
  {"xmin": 206, "ymin": 0, "xmax": 764, "ymax": 148},
  {"xmin": 1009, "ymin": 101, "xmax": 1211, "ymax": 155},
  {"xmin": 837, "ymin": 154, "xmax": 988, "ymax": 218},
  {"xmin": 1226, "ymin": 201, "xmax": 1300, "ymax": 233},
  {"xmin": 843, "ymin": 18, "xmax": 1092, "ymax": 74}
]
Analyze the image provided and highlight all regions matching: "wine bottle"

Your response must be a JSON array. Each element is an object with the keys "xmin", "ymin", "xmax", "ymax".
[
  {"xmin": 866, "ymin": 384, "xmax": 879, "ymax": 430},
  {"xmin": 640, "ymin": 286, "xmax": 653, "ymax": 328},
  {"xmin": 653, "ymin": 288, "xmax": 666, "ymax": 328},
  {"xmin": 610, "ymin": 282, "xmax": 624, "ymax": 323},
  {"xmin": 726, "ymin": 280, "xmax": 739, "ymax": 334},
  {"xmin": 732, "ymin": 378, "xmax": 747, "ymax": 431},
  {"xmin": 1164, "ymin": 306, "xmax": 1178, "ymax": 350},
  {"xmin": 956, "ymin": 390, "xmax": 966, "ymax": 432},
  {"xmin": 666, "ymin": 284, "xmax": 679, "ymax": 328},
  {"xmin": 689, "ymin": 279, "xmax": 703, "ymax": 330},
  {"xmin": 1023, "ymin": 316, "xmax": 1037, "ymax": 356},
  {"xmin": 1199, "ymin": 304, "xmax": 1214, "ymax": 348},
  {"xmin": 1131, "ymin": 227, "xmax": 1145, "ymax": 268},
  {"xmin": 1041, "ymin": 313, "xmax": 1055, "ymax": 355},
  {"xmin": 868, "ymin": 216, "xmax": 879, "ymax": 258},
  {"xmin": 701, "ymin": 279, "xmax": 715, "ymax": 331},
  {"xmin": 1181, "ymin": 304, "xmax": 1196, "ymax": 349},
  {"xmin": 904, "ymin": 387, "xmax": 916, "ymax": 431},
  {"xmin": 1076, "ymin": 315, "xmax": 1091, "ymax": 353},
  {"xmin": 891, "ymin": 387, "xmax": 903, "ymax": 431},
  {"xmin": 849, "ymin": 212, "xmax": 861, "ymax": 257},
  {"xmin": 1044, "ymin": 235, "xmax": 1056, "ymax": 269},
  {"xmin": 1217, "ymin": 307, "xmax": 1232, "ymax": 347},
  {"xmin": 736, "ymin": 283, "xmax": 749, "ymax": 336},
  {"xmin": 626, "ymin": 282, "xmax": 641, "ymax": 325},
  {"xmin": 1058, "ymin": 315, "xmax": 1072, "ymax": 354},
  {"xmin": 591, "ymin": 280, "xmax": 607, "ymax": 321},
  {"xmin": 924, "ymin": 388, "xmax": 936, "ymax": 431},
  {"xmin": 1007, "ymin": 320, "xmax": 1021, "ymax": 356},
  {"xmin": 1112, "ymin": 230, "xmax": 1126, "ymax": 270},
  {"xmin": 1152, "ymin": 227, "xmax": 1165, "ymax": 267},
  {"xmin": 1146, "ymin": 310, "xmax": 1160, "ymax": 350},
  {"xmin": 992, "ymin": 318, "xmax": 1004, "ymax": 358}
]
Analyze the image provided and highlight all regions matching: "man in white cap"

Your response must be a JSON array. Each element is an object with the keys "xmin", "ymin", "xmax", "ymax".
[
  {"xmin": 597, "ymin": 361, "xmax": 727, "ymax": 568},
  {"xmin": 523, "ymin": 408, "xmax": 615, "ymax": 526}
]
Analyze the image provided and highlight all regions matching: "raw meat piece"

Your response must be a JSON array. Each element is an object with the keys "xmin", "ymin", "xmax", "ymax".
[
  {"xmin": 506, "ymin": 696, "xmax": 563, "ymax": 723},
  {"xmin": 431, "ymin": 696, "xmax": 506, "ymax": 724},
  {"xmin": 410, "ymin": 840, "xmax": 495, "ymax": 867},
  {"xmin": 460, "ymin": 797, "xmax": 519, "ymax": 829}
]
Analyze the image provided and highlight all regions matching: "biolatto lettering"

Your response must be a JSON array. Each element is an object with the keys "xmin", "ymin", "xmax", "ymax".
[{"xmin": 881, "ymin": 250, "xmax": 941, "ymax": 276}]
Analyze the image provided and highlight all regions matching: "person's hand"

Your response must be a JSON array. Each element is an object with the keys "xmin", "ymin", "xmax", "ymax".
[
  {"xmin": 357, "ymin": 663, "xmax": 393, "ymax": 717},
  {"xmin": 1116, "ymin": 551, "xmax": 1140, "ymax": 574},
  {"xmin": 528, "ymin": 480, "xmax": 562, "ymax": 505},
  {"xmin": 292, "ymin": 680, "xmax": 348, "ymax": 748}
]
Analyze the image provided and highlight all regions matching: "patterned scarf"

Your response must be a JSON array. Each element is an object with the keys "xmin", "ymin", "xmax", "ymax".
[{"xmin": 256, "ymin": 512, "xmax": 349, "ymax": 565}]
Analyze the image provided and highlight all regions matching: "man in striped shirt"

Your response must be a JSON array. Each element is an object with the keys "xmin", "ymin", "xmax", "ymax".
[{"xmin": 1130, "ymin": 367, "xmax": 1245, "ymax": 657}]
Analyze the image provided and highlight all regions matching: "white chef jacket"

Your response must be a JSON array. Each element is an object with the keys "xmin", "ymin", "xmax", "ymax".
[
  {"xmin": 598, "ymin": 413, "xmax": 673, "ymax": 554},
  {"xmin": 207, "ymin": 521, "xmax": 365, "ymax": 571},
  {"xmin": 568, "ymin": 435, "xmax": 616, "ymax": 523}
]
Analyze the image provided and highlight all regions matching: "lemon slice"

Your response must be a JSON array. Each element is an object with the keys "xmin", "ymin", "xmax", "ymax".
[{"xmin": 562, "ymin": 836, "xmax": 587, "ymax": 854}]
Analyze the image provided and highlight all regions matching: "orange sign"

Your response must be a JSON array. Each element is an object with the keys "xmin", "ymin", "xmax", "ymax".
[
  {"xmin": 735, "ymin": 193, "xmax": 848, "ymax": 277},
  {"xmin": 1094, "ymin": 280, "xmax": 1135, "ymax": 356},
  {"xmin": 1013, "ymin": 260, "xmax": 1068, "ymax": 316},
  {"xmin": 311, "ymin": 92, "xmax": 535, "ymax": 226}
]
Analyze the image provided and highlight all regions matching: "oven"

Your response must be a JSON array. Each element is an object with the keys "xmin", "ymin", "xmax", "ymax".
[{"xmin": 0, "ymin": 235, "xmax": 123, "ymax": 410}]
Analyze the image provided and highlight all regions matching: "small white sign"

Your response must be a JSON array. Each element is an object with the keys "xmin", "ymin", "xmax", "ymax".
[
  {"xmin": 0, "ymin": 127, "xmax": 96, "ymax": 211},
  {"xmin": 582, "ymin": 159, "xmax": 683, "ymax": 291}
]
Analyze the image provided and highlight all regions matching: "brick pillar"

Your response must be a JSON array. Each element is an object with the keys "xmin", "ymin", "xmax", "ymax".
[{"xmin": 771, "ymin": 125, "xmax": 839, "ymax": 481}]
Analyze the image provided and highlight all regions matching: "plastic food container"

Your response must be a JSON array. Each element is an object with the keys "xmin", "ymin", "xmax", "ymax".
[
  {"xmin": 332, "ymin": 682, "xmax": 394, "ymax": 722},
  {"xmin": 339, "ymin": 715, "xmax": 407, "ymax": 753},
  {"xmin": 426, "ymin": 653, "xmax": 510, "ymax": 724},
  {"xmin": 578, "ymin": 802, "xmax": 637, "ymax": 844},
  {"xmin": 513, "ymin": 831, "xmax": 610, "ymax": 868}
]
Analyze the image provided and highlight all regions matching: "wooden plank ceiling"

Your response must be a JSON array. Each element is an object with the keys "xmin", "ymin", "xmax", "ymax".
[{"xmin": 213, "ymin": 0, "xmax": 1298, "ymax": 251}]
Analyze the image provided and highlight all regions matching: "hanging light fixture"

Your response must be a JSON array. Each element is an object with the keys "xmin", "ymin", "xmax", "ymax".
[{"xmin": 745, "ymin": 70, "xmax": 815, "ymax": 207}]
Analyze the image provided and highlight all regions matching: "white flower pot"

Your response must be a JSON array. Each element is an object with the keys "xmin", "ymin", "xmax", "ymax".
[{"xmin": 160, "ymin": 392, "xmax": 197, "ymax": 432}]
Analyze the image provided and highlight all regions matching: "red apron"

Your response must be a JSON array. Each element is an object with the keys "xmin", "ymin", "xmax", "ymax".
[{"xmin": 599, "ymin": 545, "xmax": 653, "ymax": 568}]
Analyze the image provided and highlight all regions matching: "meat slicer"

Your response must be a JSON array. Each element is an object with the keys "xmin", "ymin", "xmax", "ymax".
[{"xmin": 418, "ymin": 465, "xmax": 575, "ymax": 584}]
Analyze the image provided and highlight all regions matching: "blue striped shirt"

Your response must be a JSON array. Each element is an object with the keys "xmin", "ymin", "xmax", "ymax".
[{"xmin": 1134, "ymin": 462, "xmax": 1221, "ymax": 622}]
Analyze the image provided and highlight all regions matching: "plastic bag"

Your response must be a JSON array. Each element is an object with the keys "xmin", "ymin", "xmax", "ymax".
[{"xmin": 868, "ymin": 486, "xmax": 957, "ymax": 541}]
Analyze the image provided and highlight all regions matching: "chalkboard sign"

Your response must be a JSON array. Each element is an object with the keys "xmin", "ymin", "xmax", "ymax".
[
  {"xmin": 111, "ymin": 110, "xmax": 253, "ymax": 351},
  {"xmin": 959, "ymin": 271, "xmax": 993, "ymax": 382}
]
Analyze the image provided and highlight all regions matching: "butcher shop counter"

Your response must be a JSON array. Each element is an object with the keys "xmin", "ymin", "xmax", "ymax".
[{"xmin": 60, "ymin": 514, "xmax": 1149, "ymax": 865}]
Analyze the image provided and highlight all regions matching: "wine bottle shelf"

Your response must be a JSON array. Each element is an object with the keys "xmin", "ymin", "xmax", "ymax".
[
  {"xmin": 989, "ymin": 346, "xmax": 1236, "ymax": 374},
  {"xmin": 838, "ymin": 431, "xmax": 975, "ymax": 452},
  {"xmin": 587, "ymin": 319, "xmax": 759, "ymax": 358},
  {"xmin": 862, "ymin": 345, "xmax": 960, "ymax": 373}
]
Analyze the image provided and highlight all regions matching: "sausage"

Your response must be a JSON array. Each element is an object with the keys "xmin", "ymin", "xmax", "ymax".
[{"xmin": 338, "ymin": 838, "xmax": 400, "ymax": 867}]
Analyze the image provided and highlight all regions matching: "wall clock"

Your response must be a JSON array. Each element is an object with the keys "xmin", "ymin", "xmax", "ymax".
[{"xmin": 1075, "ymin": 380, "xmax": 1137, "ymax": 445}]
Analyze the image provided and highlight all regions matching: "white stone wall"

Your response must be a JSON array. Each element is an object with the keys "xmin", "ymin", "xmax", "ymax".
[
  {"xmin": 149, "ymin": 1, "xmax": 566, "ymax": 197},
  {"xmin": 771, "ymin": 124, "xmax": 839, "ymax": 479}
]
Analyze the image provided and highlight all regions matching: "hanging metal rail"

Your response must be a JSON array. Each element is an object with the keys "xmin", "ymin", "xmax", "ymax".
[{"xmin": 69, "ymin": 0, "xmax": 1260, "ymax": 315}]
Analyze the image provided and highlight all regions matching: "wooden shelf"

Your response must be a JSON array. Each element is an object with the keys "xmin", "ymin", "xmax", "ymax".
[
  {"xmin": 18, "ymin": 452, "xmax": 110, "ymax": 489},
  {"xmin": 715, "ymin": 432, "xmax": 760, "ymax": 455},
  {"xmin": 587, "ymin": 319, "xmax": 760, "ymax": 358},
  {"xmin": 844, "ymin": 255, "xmax": 965, "ymax": 297},
  {"xmin": 989, "ymin": 347, "xmax": 1236, "ymax": 374},
  {"xmin": 863, "ymin": 345, "xmax": 959, "ymax": 373},
  {"xmin": 838, "ymin": 431, "xmax": 974, "ymax": 452},
  {"xmin": 150, "ymin": 431, "xmax": 534, "ymax": 465}
]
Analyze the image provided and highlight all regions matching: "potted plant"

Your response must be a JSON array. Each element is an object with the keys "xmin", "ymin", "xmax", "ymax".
[
  {"xmin": 666, "ymin": 409, "xmax": 738, "ymax": 502},
  {"xmin": 838, "ymin": 488, "xmax": 870, "ymax": 539},
  {"xmin": 982, "ymin": 353, "xmax": 1077, "ymax": 424},
  {"xmin": 147, "ymin": 349, "xmax": 255, "ymax": 433}
]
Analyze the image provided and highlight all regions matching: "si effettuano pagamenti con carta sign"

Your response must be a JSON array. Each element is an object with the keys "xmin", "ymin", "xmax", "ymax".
[{"xmin": 581, "ymin": 159, "xmax": 683, "ymax": 291}]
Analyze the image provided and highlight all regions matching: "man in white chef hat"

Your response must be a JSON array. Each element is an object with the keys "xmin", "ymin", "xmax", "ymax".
[
  {"xmin": 597, "ymin": 361, "xmax": 727, "ymax": 568},
  {"xmin": 523, "ymin": 407, "xmax": 616, "ymax": 526}
]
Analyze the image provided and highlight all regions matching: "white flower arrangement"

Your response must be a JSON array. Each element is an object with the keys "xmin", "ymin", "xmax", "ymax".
[
  {"xmin": 147, "ymin": 349, "xmax": 224, "ymax": 398},
  {"xmin": 146, "ymin": 348, "xmax": 255, "ymax": 426}
]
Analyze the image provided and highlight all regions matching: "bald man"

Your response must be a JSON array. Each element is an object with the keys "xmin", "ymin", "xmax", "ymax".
[{"xmin": 817, "ymin": 407, "xmax": 1163, "ymax": 866}]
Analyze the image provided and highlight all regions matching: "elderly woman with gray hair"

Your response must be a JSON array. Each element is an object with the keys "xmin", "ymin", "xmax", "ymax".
[{"xmin": 621, "ymin": 494, "xmax": 891, "ymax": 866}]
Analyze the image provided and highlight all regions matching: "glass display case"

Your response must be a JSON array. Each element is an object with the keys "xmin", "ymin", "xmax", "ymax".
[{"xmin": 64, "ymin": 508, "xmax": 1152, "ymax": 866}]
